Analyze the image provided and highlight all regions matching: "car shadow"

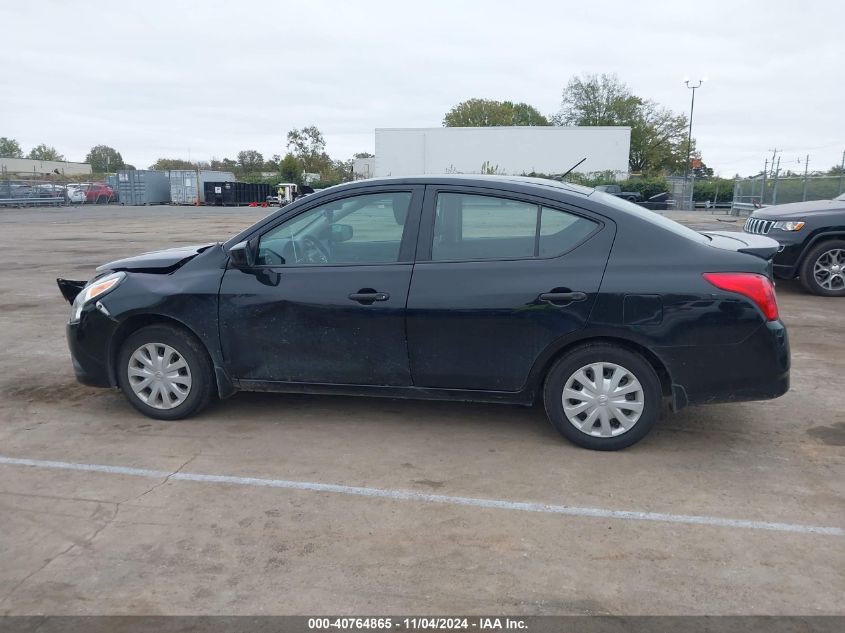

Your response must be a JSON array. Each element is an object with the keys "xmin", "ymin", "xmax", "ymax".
[
  {"xmin": 211, "ymin": 390, "xmax": 559, "ymax": 439},
  {"xmin": 204, "ymin": 389, "xmax": 753, "ymax": 451}
]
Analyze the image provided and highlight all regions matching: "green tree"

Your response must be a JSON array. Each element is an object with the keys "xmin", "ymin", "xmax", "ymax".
[
  {"xmin": 443, "ymin": 99, "xmax": 549, "ymax": 126},
  {"xmin": 279, "ymin": 153, "xmax": 303, "ymax": 184},
  {"xmin": 628, "ymin": 101, "xmax": 691, "ymax": 174},
  {"xmin": 236, "ymin": 150, "xmax": 264, "ymax": 174},
  {"xmin": 27, "ymin": 144, "xmax": 65, "ymax": 161},
  {"xmin": 353, "ymin": 152, "xmax": 375, "ymax": 158},
  {"xmin": 556, "ymin": 73, "xmax": 693, "ymax": 175},
  {"xmin": 210, "ymin": 157, "xmax": 238, "ymax": 172},
  {"xmin": 0, "ymin": 137, "xmax": 24, "ymax": 158},
  {"xmin": 149, "ymin": 158, "xmax": 196, "ymax": 170},
  {"xmin": 262, "ymin": 154, "xmax": 282, "ymax": 173},
  {"xmin": 287, "ymin": 126, "xmax": 327, "ymax": 173},
  {"xmin": 85, "ymin": 145, "xmax": 125, "ymax": 172}
]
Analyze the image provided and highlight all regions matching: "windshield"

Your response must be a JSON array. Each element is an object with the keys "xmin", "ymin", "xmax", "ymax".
[{"xmin": 591, "ymin": 190, "xmax": 711, "ymax": 244}]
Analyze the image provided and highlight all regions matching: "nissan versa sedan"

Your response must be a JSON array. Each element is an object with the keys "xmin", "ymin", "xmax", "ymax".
[{"xmin": 58, "ymin": 176, "xmax": 789, "ymax": 450}]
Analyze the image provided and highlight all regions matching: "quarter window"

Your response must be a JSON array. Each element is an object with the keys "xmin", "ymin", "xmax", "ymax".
[
  {"xmin": 431, "ymin": 193, "xmax": 597, "ymax": 261},
  {"xmin": 539, "ymin": 206, "xmax": 599, "ymax": 257}
]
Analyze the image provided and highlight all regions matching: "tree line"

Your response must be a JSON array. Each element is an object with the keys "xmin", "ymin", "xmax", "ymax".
[
  {"xmin": 148, "ymin": 126, "xmax": 361, "ymax": 187},
  {"xmin": 0, "ymin": 127, "xmax": 369, "ymax": 188}
]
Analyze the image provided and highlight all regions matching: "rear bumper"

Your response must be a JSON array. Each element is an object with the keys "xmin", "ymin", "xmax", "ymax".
[{"xmin": 661, "ymin": 319, "xmax": 790, "ymax": 408}]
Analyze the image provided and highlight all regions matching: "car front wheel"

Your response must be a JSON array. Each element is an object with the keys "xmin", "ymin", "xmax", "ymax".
[
  {"xmin": 116, "ymin": 325, "xmax": 214, "ymax": 420},
  {"xmin": 543, "ymin": 343, "xmax": 661, "ymax": 450},
  {"xmin": 799, "ymin": 240, "xmax": 845, "ymax": 296}
]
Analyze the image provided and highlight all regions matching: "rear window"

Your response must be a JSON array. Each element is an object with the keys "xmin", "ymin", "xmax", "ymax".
[{"xmin": 592, "ymin": 191, "xmax": 710, "ymax": 244}]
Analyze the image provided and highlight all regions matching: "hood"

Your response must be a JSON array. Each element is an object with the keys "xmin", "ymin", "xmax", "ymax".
[
  {"xmin": 752, "ymin": 199, "xmax": 845, "ymax": 219},
  {"xmin": 96, "ymin": 243, "xmax": 217, "ymax": 273}
]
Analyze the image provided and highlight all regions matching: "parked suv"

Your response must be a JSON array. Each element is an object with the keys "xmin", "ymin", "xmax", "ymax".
[
  {"xmin": 744, "ymin": 193, "xmax": 845, "ymax": 296},
  {"xmin": 78, "ymin": 183, "xmax": 115, "ymax": 204}
]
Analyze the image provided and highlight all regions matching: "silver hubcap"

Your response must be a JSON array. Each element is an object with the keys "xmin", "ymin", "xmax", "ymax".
[
  {"xmin": 562, "ymin": 362, "xmax": 644, "ymax": 437},
  {"xmin": 813, "ymin": 248, "xmax": 845, "ymax": 291},
  {"xmin": 128, "ymin": 343, "xmax": 192, "ymax": 410}
]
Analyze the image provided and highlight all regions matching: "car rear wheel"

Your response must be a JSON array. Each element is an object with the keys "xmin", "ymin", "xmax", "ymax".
[
  {"xmin": 543, "ymin": 343, "xmax": 661, "ymax": 450},
  {"xmin": 117, "ymin": 325, "xmax": 213, "ymax": 420},
  {"xmin": 799, "ymin": 240, "xmax": 845, "ymax": 296}
]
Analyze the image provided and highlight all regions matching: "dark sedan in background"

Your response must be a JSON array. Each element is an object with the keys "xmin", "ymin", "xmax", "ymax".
[
  {"xmin": 744, "ymin": 193, "xmax": 845, "ymax": 296},
  {"xmin": 58, "ymin": 176, "xmax": 789, "ymax": 450}
]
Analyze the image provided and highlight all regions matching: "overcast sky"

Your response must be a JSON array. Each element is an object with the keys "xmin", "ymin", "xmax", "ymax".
[{"xmin": 3, "ymin": 0, "xmax": 844, "ymax": 176}]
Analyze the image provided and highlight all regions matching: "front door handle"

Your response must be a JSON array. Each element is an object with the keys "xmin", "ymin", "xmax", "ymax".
[
  {"xmin": 348, "ymin": 290, "xmax": 390, "ymax": 304},
  {"xmin": 539, "ymin": 291, "xmax": 587, "ymax": 305}
]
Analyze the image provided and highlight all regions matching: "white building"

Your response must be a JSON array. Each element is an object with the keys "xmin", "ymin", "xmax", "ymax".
[
  {"xmin": 0, "ymin": 157, "xmax": 92, "ymax": 177},
  {"xmin": 352, "ymin": 157, "xmax": 376, "ymax": 180},
  {"xmin": 373, "ymin": 127, "xmax": 630, "ymax": 179}
]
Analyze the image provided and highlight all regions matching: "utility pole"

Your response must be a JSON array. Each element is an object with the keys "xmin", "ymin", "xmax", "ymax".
[
  {"xmin": 684, "ymin": 78, "xmax": 705, "ymax": 210},
  {"xmin": 761, "ymin": 158, "xmax": 768, "ymax": 205},
  {"xmin": 768, "ymin": 148, "xmax": 779, "ymax": 171},
  {"xmin": 839, "ymin": 150, "xmax": 845, "ymax": 196},
  {"xmin": 801, "ymin": 154, "xmax": 809, "ymax": 201},
  {"xmin": 772, "ymin": 156, "xmax": 781, "ymax": 205}
]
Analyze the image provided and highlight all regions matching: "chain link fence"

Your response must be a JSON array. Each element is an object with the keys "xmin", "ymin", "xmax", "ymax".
[
  {"xmin": 0, "ymin": 175, "xmax": 117, "ymax": 207},
  {"xmin": 732, "ymin": 174, "xmax": 844, "ymax": 215}
]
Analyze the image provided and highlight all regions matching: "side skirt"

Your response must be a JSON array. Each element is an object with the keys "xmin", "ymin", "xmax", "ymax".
[{"xmin": 235, "ymin": 380, "xmax": 535, "ymax": 406}]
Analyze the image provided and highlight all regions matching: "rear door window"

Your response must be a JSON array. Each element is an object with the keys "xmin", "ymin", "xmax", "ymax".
[{"xmin": 431, "ymin": 192, "xmax": 597, "ymax": 261}]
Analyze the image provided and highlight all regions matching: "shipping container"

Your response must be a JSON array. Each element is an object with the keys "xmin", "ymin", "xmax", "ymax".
[
  {"xmin": 204, "ymin": 181, "xmax": 271, "ymax": 206},
  {"xmin": 116, "ymin": 170, "xmax": 171, "ymax": 205},
  {"xmin": 168, "ymin": 170, "xmax": 236, "ymax": 204},
  {"xmin": 105, "ymin": 174, "xmax": 119, "ymax": 202}
]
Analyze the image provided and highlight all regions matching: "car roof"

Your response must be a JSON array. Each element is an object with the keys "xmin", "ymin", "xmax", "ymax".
[{"xmin": 329, "ymin": 174, "xmax": 595, "ymax": 197}]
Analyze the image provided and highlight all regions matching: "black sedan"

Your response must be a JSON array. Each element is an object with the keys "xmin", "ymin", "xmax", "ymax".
[
  {"xmin": 58, "ymin": 176, "xmax": 789, "ymax": 450},
  {"xmin": 744, "ymin": 193, "xmax": 845, "ymax": 296}
]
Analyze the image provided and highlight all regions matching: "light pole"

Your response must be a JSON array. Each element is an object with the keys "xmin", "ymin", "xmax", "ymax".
[{"xmin": 684, "ymin": 78, "xmax": 705, "ymax": 210}]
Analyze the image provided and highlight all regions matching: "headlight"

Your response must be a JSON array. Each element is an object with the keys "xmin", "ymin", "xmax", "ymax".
[
  {"xmin": 773, "ymin": 220, "xmax": 805, "ymax": 232},
  {"xmin": 70, "ymin": 271, "xmax": 125, "ymax": 323}
]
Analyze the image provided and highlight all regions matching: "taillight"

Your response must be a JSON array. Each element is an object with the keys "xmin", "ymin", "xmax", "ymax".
[{"xmin": 703, "ymin": 272, "xmax": 779, "ymax": 321}]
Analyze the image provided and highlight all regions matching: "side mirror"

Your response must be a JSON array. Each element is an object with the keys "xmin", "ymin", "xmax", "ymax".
[
  {"xmin": 229, "ymin": 239, "xmax": 257, "ymax": 267},
  {"xmin": 330, "ymin": 223, "xmax": 353, "ymax": 243}
]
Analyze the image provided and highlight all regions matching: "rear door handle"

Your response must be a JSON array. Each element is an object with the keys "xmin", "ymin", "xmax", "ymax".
[
  {"xmin": 348, "ymin": 291, "xmax": 390, "ymax": 304},
  {"xmin": 539, "ymin": 291, "xmax": 587, "ymax": 305}
]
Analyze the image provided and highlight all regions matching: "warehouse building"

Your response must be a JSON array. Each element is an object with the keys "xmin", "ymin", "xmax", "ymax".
[
  {"xmin": 0, "ymin": 157, "xmax": 92, "ymax": 177},
  {"xmin": 373, "ymin": 126, "xmax": 630, "ymax": 179}
]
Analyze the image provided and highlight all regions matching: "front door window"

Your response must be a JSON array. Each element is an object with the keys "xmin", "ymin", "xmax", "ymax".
[{"xmin": 257, "ymin": 192, "xmax": 413, "ymax": 266}]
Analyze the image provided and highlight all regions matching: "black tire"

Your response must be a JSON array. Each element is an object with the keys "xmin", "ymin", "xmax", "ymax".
[
  {"xmin": 116, "ymin": 325, "xmax": 214, "ymax": 420},
  {"xmin": 799, "ymin": 239, "xmax": 845, "ymax": 297},
  {"xmin": 543, "ymin": 343, "xmax": 662, "ymax": 451}
]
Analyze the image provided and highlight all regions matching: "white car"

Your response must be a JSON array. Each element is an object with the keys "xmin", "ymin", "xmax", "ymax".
[{"xmin": 65, "ymin": 186, "xmax": 86, "ymax": 204}]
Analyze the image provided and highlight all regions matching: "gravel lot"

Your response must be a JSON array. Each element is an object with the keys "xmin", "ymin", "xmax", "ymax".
[{"xmin": 0, "ymin": 204, "xmax": 843, "ymax": 615}]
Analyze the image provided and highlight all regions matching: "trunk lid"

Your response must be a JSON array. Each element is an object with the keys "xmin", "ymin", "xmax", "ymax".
[{"xmin": 700, "ymin": 230, "xmax": 780, "ymax": 261}]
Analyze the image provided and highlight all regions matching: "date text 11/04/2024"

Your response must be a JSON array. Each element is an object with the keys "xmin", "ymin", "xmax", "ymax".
[{"xmin": 307, "ymin": 617, "xmax": 528, "ymax": 630}]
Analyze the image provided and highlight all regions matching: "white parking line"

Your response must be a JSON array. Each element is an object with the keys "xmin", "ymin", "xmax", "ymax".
[{"xmin": 1, "ymin": 455, "xmax": 842, "ymax": 537}]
